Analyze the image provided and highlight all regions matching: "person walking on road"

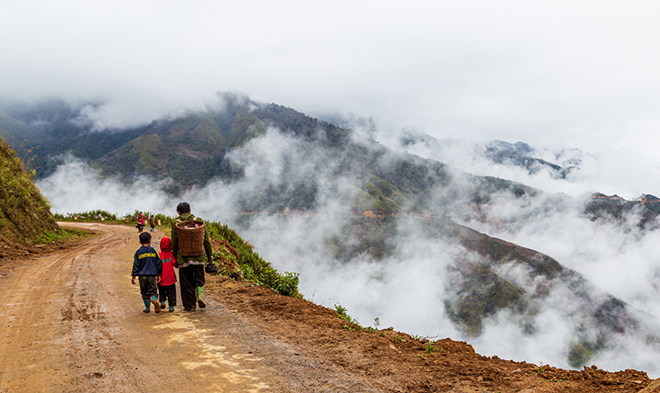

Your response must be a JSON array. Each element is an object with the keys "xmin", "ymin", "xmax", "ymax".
[
  {"xmin": 157, "ymin": 236, "xmax": 177, "ymax": 312},
  {"xmin": 136, "ymin": 212, "xmax": 146, "ymax": 233},
  {"xmin": 149, "ymin": 215, "xmax": 156, "ymax": 232},
  {"xmin": 131, "ymin": 232, "xmax": 162, "ymax": 313},
  {"xmin": 171, "ymin": 202, "xmax": 213, "ymax": 311}
]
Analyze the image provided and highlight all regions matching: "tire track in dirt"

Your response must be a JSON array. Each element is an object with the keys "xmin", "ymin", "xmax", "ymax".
[{"xmin": 0, "ymin": 235, "xmax": 76, "ymax": 392}]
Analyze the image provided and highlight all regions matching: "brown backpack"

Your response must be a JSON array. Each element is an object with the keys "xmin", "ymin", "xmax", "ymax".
[{"xmin": 175, "ymin": 217, "xmax": 205, "ymax": 257}]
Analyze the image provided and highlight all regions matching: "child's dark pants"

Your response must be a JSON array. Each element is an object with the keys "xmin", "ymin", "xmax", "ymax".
[
  {"xmin": 138, "ymin": 276, "xmax": 158, "ymax": 300},
  {"xmin": 158, "ymin": 283, "xmax": 177, "ymax": 306}
]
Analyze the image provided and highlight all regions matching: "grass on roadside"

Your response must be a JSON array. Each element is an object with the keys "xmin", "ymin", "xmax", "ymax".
[{"xmin": 33, "ymin": 227, "xmax": 95, "ymax": 244}]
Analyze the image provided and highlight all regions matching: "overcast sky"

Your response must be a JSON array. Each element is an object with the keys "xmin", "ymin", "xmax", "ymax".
[{"xmin": 3, "ymin": 0, "xmax": 660, "ymax": 192}]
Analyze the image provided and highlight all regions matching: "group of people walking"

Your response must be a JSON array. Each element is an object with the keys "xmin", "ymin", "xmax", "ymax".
[
  {"xmin": 130, "ymin": 202, "xmax": 214, "ymax": 313},
  {"xmin": 136, "ymin": 212, "xmax": 156, "ymax": 233}
]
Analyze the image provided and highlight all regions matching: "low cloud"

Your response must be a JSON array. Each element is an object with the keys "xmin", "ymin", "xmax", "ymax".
[{"xmin": 38, "ymin": 154, "xmax": 175, "ymax": 214}]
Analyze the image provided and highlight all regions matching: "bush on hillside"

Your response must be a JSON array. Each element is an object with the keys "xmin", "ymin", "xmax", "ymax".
[
  {"xmin": 206, "ymin": 221, "xmax": 299, "ymax": 296},
  {"xmin": 54, "ymin": 210, "xmax": 117, "ymax": 221}
]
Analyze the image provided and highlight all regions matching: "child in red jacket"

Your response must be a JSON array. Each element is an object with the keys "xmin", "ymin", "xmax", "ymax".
[{"xmin": 158, "ymin": 237, "xmax": 178, "ymax": 312}]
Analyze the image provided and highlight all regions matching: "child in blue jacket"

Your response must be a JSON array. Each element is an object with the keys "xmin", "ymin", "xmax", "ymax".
[{"xmin": 131, "ymin": 232, "xmax": 163, "ymax": 313}]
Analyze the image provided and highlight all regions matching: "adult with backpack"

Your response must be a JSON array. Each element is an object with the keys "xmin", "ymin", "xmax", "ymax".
[{"xmin": 171, "ymin": 202, "xmax": 213, "ymax": 311}]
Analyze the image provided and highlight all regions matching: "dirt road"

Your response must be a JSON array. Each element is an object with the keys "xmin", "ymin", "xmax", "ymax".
[{"xmin": 0, "ymin": 223, "xmax": 379, "ymax": 393}]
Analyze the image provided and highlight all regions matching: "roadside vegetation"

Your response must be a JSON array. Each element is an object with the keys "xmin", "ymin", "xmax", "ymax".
[
  {"xmin": 55, "ymin": 209, "xmax": 300, "ymax": 297},
  {"xmin": 0, "ymin": 136, "xmax": 61, "ymax": 248},
  {"xmin": 33, "ymin": 227, "xmax": 91, "ymax": 244}
]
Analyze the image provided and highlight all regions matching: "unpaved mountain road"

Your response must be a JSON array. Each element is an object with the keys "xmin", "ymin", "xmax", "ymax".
[{"xmin": 0, "ymin": 222, "xmax": 381, "ymax": 393}]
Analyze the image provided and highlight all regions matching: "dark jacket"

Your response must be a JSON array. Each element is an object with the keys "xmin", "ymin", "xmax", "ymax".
[
  {"xmin": 171, "ymin": 212, "xmax": 213, "ymax": 265},
  {"xmin": 132, "ymin": 245, "xmax": 162, "ymax": 276}
]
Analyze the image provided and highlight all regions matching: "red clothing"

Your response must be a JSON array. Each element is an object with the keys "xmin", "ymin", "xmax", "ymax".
[{"xmin": 158, "ymin": 237, "xmax": 177, "ymax": 286}]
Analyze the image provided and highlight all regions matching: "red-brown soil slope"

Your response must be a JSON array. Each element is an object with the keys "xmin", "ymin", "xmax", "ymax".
[{"xmin": 207, "ymin": 275, "xmax": 653, "ymax": 392}]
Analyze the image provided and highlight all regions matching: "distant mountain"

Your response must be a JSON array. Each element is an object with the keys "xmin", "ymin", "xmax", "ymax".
[
  {"xmin": 400, "ymin": 132, "xmax": 582, "ymax": 179},
  {"xmin": 0, "ymin": 95, "xmax": 534, "ymax": 212},
  {"xmin": 0, "ymin": 99, "xmax": 145, "ymax": 179},
  {"xmin": 587, "ymin": 193, "xmax": 660, "ymax": 228},
  {"xmin": 483, "ymin": 140, "xmax": 578, "ymax": 178},
  {"xmin": 0, "ymin": 94, "xmax": 351, "ymax": 190}
]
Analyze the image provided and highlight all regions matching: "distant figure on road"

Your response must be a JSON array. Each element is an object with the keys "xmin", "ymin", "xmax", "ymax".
[
  {"xmin": 171, "ymin": 202, "xmax": 213, "ymax": 311},
  {"xmin": 157, "ymin": 236, "xmax": 177, "ymax": 312},
  {"xmin": 136, "ymin": 212, "xmax": 146, "ymax": 233},
  {"xmin": 149, "ymin": 215, "xmax": 156, "ymax": 232},
  {"xmin": 131, "ymin": 232, "xmax": 162, "ymax": 314}
]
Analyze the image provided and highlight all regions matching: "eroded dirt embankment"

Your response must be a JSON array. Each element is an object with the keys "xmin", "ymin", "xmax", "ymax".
[{"xmin": 0, "ymin": 222, "xmax": 655, "ymax": 392}]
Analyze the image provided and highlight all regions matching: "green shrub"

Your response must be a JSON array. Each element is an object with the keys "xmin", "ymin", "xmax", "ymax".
[
  {"xmin": 333, "ymin": 303, "xmax": 360, "ymax": 325},
  {"xmin": 55, "ymin": 210, "xmax": 118, "ymax": 222},
  {"xmin": 206, "ymin": 221, "xmax": 300, "ymax": 296},
  {"xmin": 274, "ymin": 271, "xmax": 299, "ymax": 296},
  {"xmin": 334, "ymin": 304, "xmax": 348, "ymax": 316}
]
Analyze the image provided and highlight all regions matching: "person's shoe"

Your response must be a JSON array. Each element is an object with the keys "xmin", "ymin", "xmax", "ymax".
[
  {"xmin": 151, "ymin": 296, "xmax": 161, "ymax": 314},
  {"xmin": 160, "ymin": 302, "xmax": 166, "ymax": 309},
  {"xmin": 169, "ymin": 306, "xmax": 175, "ymax": 312},
  {"xmin": 143, "ymin": 299, "xmax": 151, "ymax": 313},
  {"xmin": 196, "ymin": 286, "xmax": 206, "ymax": 309},
  {"xmin": 183, "ymin": 305, "xmax": 196, "ymax": 311}
]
